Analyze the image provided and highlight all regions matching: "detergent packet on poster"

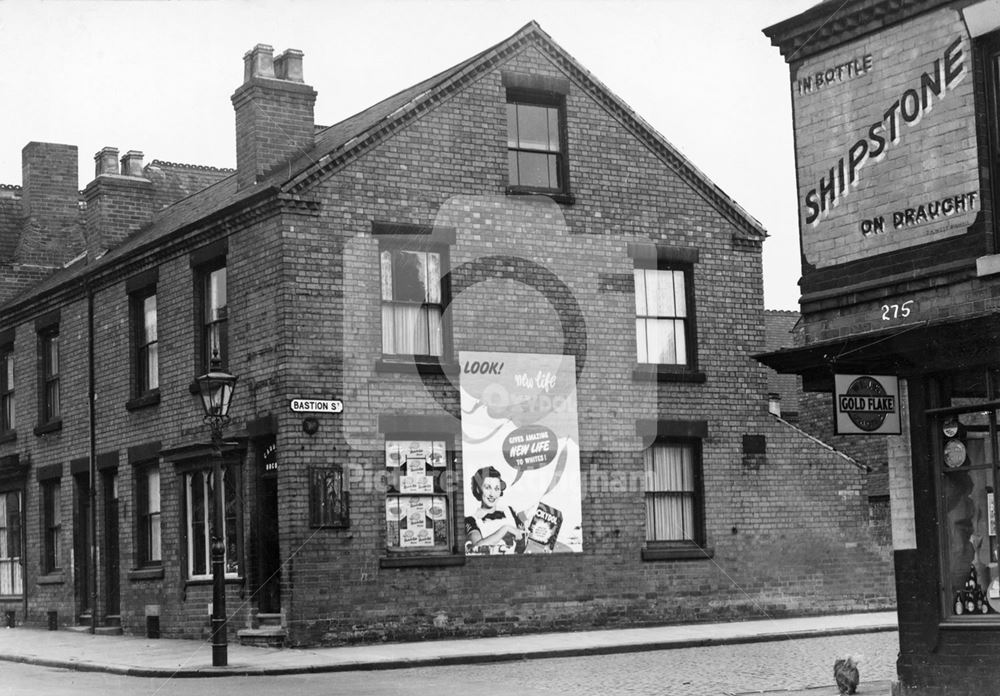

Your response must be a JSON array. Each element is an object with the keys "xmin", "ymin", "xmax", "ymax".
[{"xmin": 527, "ymin": 503, "xmax": 563, "ymax": 550}]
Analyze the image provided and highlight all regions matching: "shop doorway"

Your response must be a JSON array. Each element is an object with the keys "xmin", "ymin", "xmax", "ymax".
[{"xmin": 255, "ymin": 440, "xmax": 281, "ymax": 614}]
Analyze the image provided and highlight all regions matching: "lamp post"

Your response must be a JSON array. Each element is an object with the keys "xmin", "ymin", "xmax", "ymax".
[{"xmin": 196, "ymin": 356, "xmax": 238, "ymax": 668}]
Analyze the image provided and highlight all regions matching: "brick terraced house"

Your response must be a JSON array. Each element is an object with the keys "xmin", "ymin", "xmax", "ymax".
[
  {"xmin": 762, "ymin": 0, "xmax": 1000, "ymax": 692},
  {"xmin": 0, "ymin": 23, "xmax": 893, "ymax": 646}
]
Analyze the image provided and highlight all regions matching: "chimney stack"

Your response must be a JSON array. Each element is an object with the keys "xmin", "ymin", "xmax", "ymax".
[
  {"xmin": 83, "ymin": 146, "xmax": 153, "ymax": 259},
  {"xmin": 232, "ymin": 44, "xmax": 316, "ymax": 189},
  {"xmin": 17, "ymin": 142, "xmax": 84, "ymax": 267}
]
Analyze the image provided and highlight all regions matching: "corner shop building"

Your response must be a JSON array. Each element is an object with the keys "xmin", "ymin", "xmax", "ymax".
[
  {"xmin": 763, "ymin": 1, "xmax": 1000, "ymax": 692},
  {"xmin": 0, "ymin": 23, "xmax": 893, "ymax": 646}
]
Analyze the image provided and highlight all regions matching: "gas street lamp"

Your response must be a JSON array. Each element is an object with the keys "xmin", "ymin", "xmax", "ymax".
[{"xmin": 195, "ymin": 356, "xmax": 238, "ymax": 668}]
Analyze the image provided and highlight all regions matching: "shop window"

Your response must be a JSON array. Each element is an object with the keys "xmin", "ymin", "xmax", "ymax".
[
  {"xmin": 136, "ymin": 463, "xmax": 161, "ymax": 566},
  {"xmin": 41, "ymin": 479, "xmax": 61, "ymax": 574},
  {"xmin": 37, "ymin": 327, "xmax": 60, "ymax": 428},
  {"xmin": 380, "ymin": 247, "xmax": 445, "ymax": 359},
  {"xmin": 132, "ymin": 289, "xmax": 159, "ymax": 397},
  {"xmin": 506, "ymin": 91, "xmax": 567, "ymax": 193},
  {"xmin": 184, "ymin": 465, "xmax": 241, "ymax": 579},
  {"xmin": 644, "ymin": 441, "xmax": 704, "ymax": 546},
  {"xmin": 384, "ymin": 439, "xmax": 451, "ymax": 553},
  {"xmin": 932, "ymin": 367, "xmax": 1000, "ymax": 616},
  {"xmin": 0, "ymin": 491, "xmax": 22, "ymax": 595},
  {"xmin": 0, "ymin": 345, "xmax": 13, "ymax": 434},
  {"xmin": 309, "ymin": 466, "xmax": 349, "ymax": 528}
]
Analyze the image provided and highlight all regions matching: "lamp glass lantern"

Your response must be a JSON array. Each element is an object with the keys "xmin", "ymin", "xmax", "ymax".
[{"xmin": 197, "ymin": 361, "xmax": 238, "ymax": 432}]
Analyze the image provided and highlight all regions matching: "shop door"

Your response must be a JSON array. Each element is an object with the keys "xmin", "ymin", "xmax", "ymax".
[
  {"xmin": 102, "ymin": 471, "xmax": 120, "ymax": 618},
  {"xmin": 73, "ymin": 473, "xmax": 92, "ymax": 622},
  {"xmin": 256, "ymin": 474, "xmax": 281, "ymax": 613}
]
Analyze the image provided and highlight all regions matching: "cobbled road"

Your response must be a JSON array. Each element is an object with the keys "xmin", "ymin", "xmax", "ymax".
[{"xmin": 2, "ymin": 630, "xmax": 898, "ymax": 696}]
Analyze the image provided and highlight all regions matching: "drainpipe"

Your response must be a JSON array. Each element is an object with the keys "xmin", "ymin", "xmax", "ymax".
[{"xmin": 87, "ymin": 284, "xmax": 98, "ymax": 635}]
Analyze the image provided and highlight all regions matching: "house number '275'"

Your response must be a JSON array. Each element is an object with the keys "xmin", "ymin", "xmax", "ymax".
[{"xmin": 881, "ymin": 301, "xmax": 915, "ymax": 321}]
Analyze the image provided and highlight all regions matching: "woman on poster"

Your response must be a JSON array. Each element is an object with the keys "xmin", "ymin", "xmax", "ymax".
[{"xmin": 465, "ymin": 466, "xmax": 529, "ymax": 554}]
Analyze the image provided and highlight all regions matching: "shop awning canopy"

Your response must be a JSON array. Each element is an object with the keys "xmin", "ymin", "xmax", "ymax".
[{"xmin": 755, "ymin": 311, "xmax": 1000, "ymax": 391}]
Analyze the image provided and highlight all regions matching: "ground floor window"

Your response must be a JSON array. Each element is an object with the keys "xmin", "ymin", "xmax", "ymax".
[
  {"xmin": 932, "ymin": 368, "xmax": 1000, "ymax": 616},
  {"xmin": 0, "ymin": 491, "xmax": 21, "ymax": 595},
  {"xmin": 185, "ymin": 466, "xmax": 241, "ymax": 579},
  {"xmin": 41, "ymin": 479, "xmax": 61, "ymax": 574},
  {"xmin": 644, "ymin": 441, "xmax": 703, "ymax": 545},
  {"xmin": 384, "ymin": 439, "xmax": 450, "ymax": 552}
]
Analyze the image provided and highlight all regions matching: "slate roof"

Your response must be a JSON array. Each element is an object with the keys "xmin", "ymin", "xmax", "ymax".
[{"xmin": 2, "ymin": 21, "xmax": 767, "ymax": 314}]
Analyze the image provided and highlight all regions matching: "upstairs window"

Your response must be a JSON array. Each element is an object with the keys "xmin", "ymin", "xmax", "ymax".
[
  {"xmin": 506, "ymin": 92, "xmax": 566, "ymax": 193},
  {"xmin": 133, "ymin": 290, "xmax": 159, "ymax": 396},
  {"xmin": 201, "ymin": 263, "xmax": 228, "ymax": 370},
  {"xmin": 0, "ymin": 346, "xmax": 13, "ymax": 433},
  {"xmin": 634, "ymin": 267, "xmax": 690, "ymax": 365},
  {"xmin": 38, "ymin": 327, "xmax": 60, "ymax": 426},
  {"xmin": 380, "ymin": 248, "xmax": 444, "ymax": 358}
]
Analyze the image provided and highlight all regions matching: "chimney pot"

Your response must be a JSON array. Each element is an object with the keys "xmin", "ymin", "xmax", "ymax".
[
  {"xmin": 95, "ymin": 147, "xmax": 119, "ymax": 177},
  {"xmin": 243, "ymin": 43, "xmax": 275, "ymax": 82},
  {"xmin": 120, "ymin": 150, "xmax": 145, "ymax": 177},
  {"xmin": 274, "ymin": 49, "xmax": 304, "ymax": 82}
]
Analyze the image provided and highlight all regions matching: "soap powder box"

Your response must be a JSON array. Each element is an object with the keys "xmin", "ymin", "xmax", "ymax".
[{"xmin": 527, "ymin": 502, "xmax": 563, "ymax": 549}]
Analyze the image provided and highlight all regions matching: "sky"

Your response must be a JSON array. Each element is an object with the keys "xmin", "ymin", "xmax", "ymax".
[{"xmin": 0, "ymin": 0, "xmax": 818, "ymax": 310}]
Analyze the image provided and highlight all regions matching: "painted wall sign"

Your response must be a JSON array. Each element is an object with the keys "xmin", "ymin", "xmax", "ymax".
[
  {"xmin": 289, "ymin": 398, "xmax": 343, "ymax": 413},
  {"xmin": 834, "ymin": 374, "xmax": 902, "ymax": 435},
  {"xmin": 793, "ymin": 8, "xmax": 978, "ymax": 269},
  {"xmin": 459, "ymin": 351, "xmax": 583, "ymax": 555}
]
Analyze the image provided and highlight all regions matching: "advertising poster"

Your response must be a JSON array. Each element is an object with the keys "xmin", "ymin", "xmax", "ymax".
[{"xmin": 460, "ymin": 351, "xmax": 583, "ymax": 555}]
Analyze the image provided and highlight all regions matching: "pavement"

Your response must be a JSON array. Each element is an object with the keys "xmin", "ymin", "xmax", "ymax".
[{"xmin": 0, "ymin": 610, "xmax": 898, "ymax": 693}]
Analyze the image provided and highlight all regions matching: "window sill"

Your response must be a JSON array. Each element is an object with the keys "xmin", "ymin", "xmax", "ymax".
[
  {"xmin": 185, "ymin": 576, "xmax": 243, "ymax": 587},
  {"xmin": 632, "ymin": 365, "xmax": 706, "ymax": 384},
  {"xmin": 128, "ymin": 566, "xmax": 165, "ymax": 581},
  {"xmin": 33, "ymin": 419, "xmax": 62, "ymax": 436},
  {"xmin": 0, "ymin": 430, "xmax": 15, "ymax": 444},
  {"xmin": 641, "ymin": 545, "xmax": 714, "ymax": 562},
  {"xmin": 380, "ymin": 554, "xmax": 466, "ymax": 569},
  {"xmin": 36, "ymin": 572, "xmax": 65, "ymax": 585},
  {"xmin": 126, "ymin": 391, "xmax": 161, "ymax": 412},
  {"xmin": 375, "ymin": 358, "xmax": 458, "ymax": 378},
  {"xmin": 505, "ymin": 186, "xmax": 575, "ymax": 205}
]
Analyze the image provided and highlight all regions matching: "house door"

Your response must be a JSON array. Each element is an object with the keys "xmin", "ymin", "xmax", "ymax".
[
  {"xmin": 73, "ymin": 473, "xmax": 92, "ymax": 622},
  {"xmin": 255, "ymin": 440, "xmax": 281, "ymax": 613},
  {"xmin": 102, "ymin": 471, "xmax": 120, "ymax": 619}
]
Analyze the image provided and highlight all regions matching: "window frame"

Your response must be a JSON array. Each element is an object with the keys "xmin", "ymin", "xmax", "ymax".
[
  {"xmin": 36, "ymin": 326, "xmax": 60, "ymax": 431},
  {"xmin": 928, "ymin": 367, "xmax": 1000, "ymax": 620},
  {"xmin": 378, "ymin": 240, "xmax": 449, "ymax": 363},
  {"xmin": 0, "ymin": 344, "xmax": 13, "ymax": 435},
  {"xmin": 382, "ymin": 435, "xmax": 456, "ymax": 557},
  {"xmin": 41, "ymin": 478, "xmax": 61, "ymax": 575},
  {"xmin": 135, "ymin": 462, "xmax": 162, "ymax": 568},
  {"xmin": 630, "ymin": 245, "xmax": 702, "ymax": 382},
  {"xmin": 643, "ymin": 439, "xmax": 706, "ymax": 548},
  {"xmin": 183, "ymin": 463, "xmax": 242, "ymax": 581},
  {"xmin": 196, "ymin": 259, "xmax": 228, "ymax": 374},
  {"xmin": 0, "ymin": 489, "xmax": 23, "ymax": 596},
  {"xmin": 505, "ymin": 87, "xmax": 570, "ymax": 198},
  {"xmin": 131, "ymin": 287, "xmax": 159, "ymax": 400}
]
